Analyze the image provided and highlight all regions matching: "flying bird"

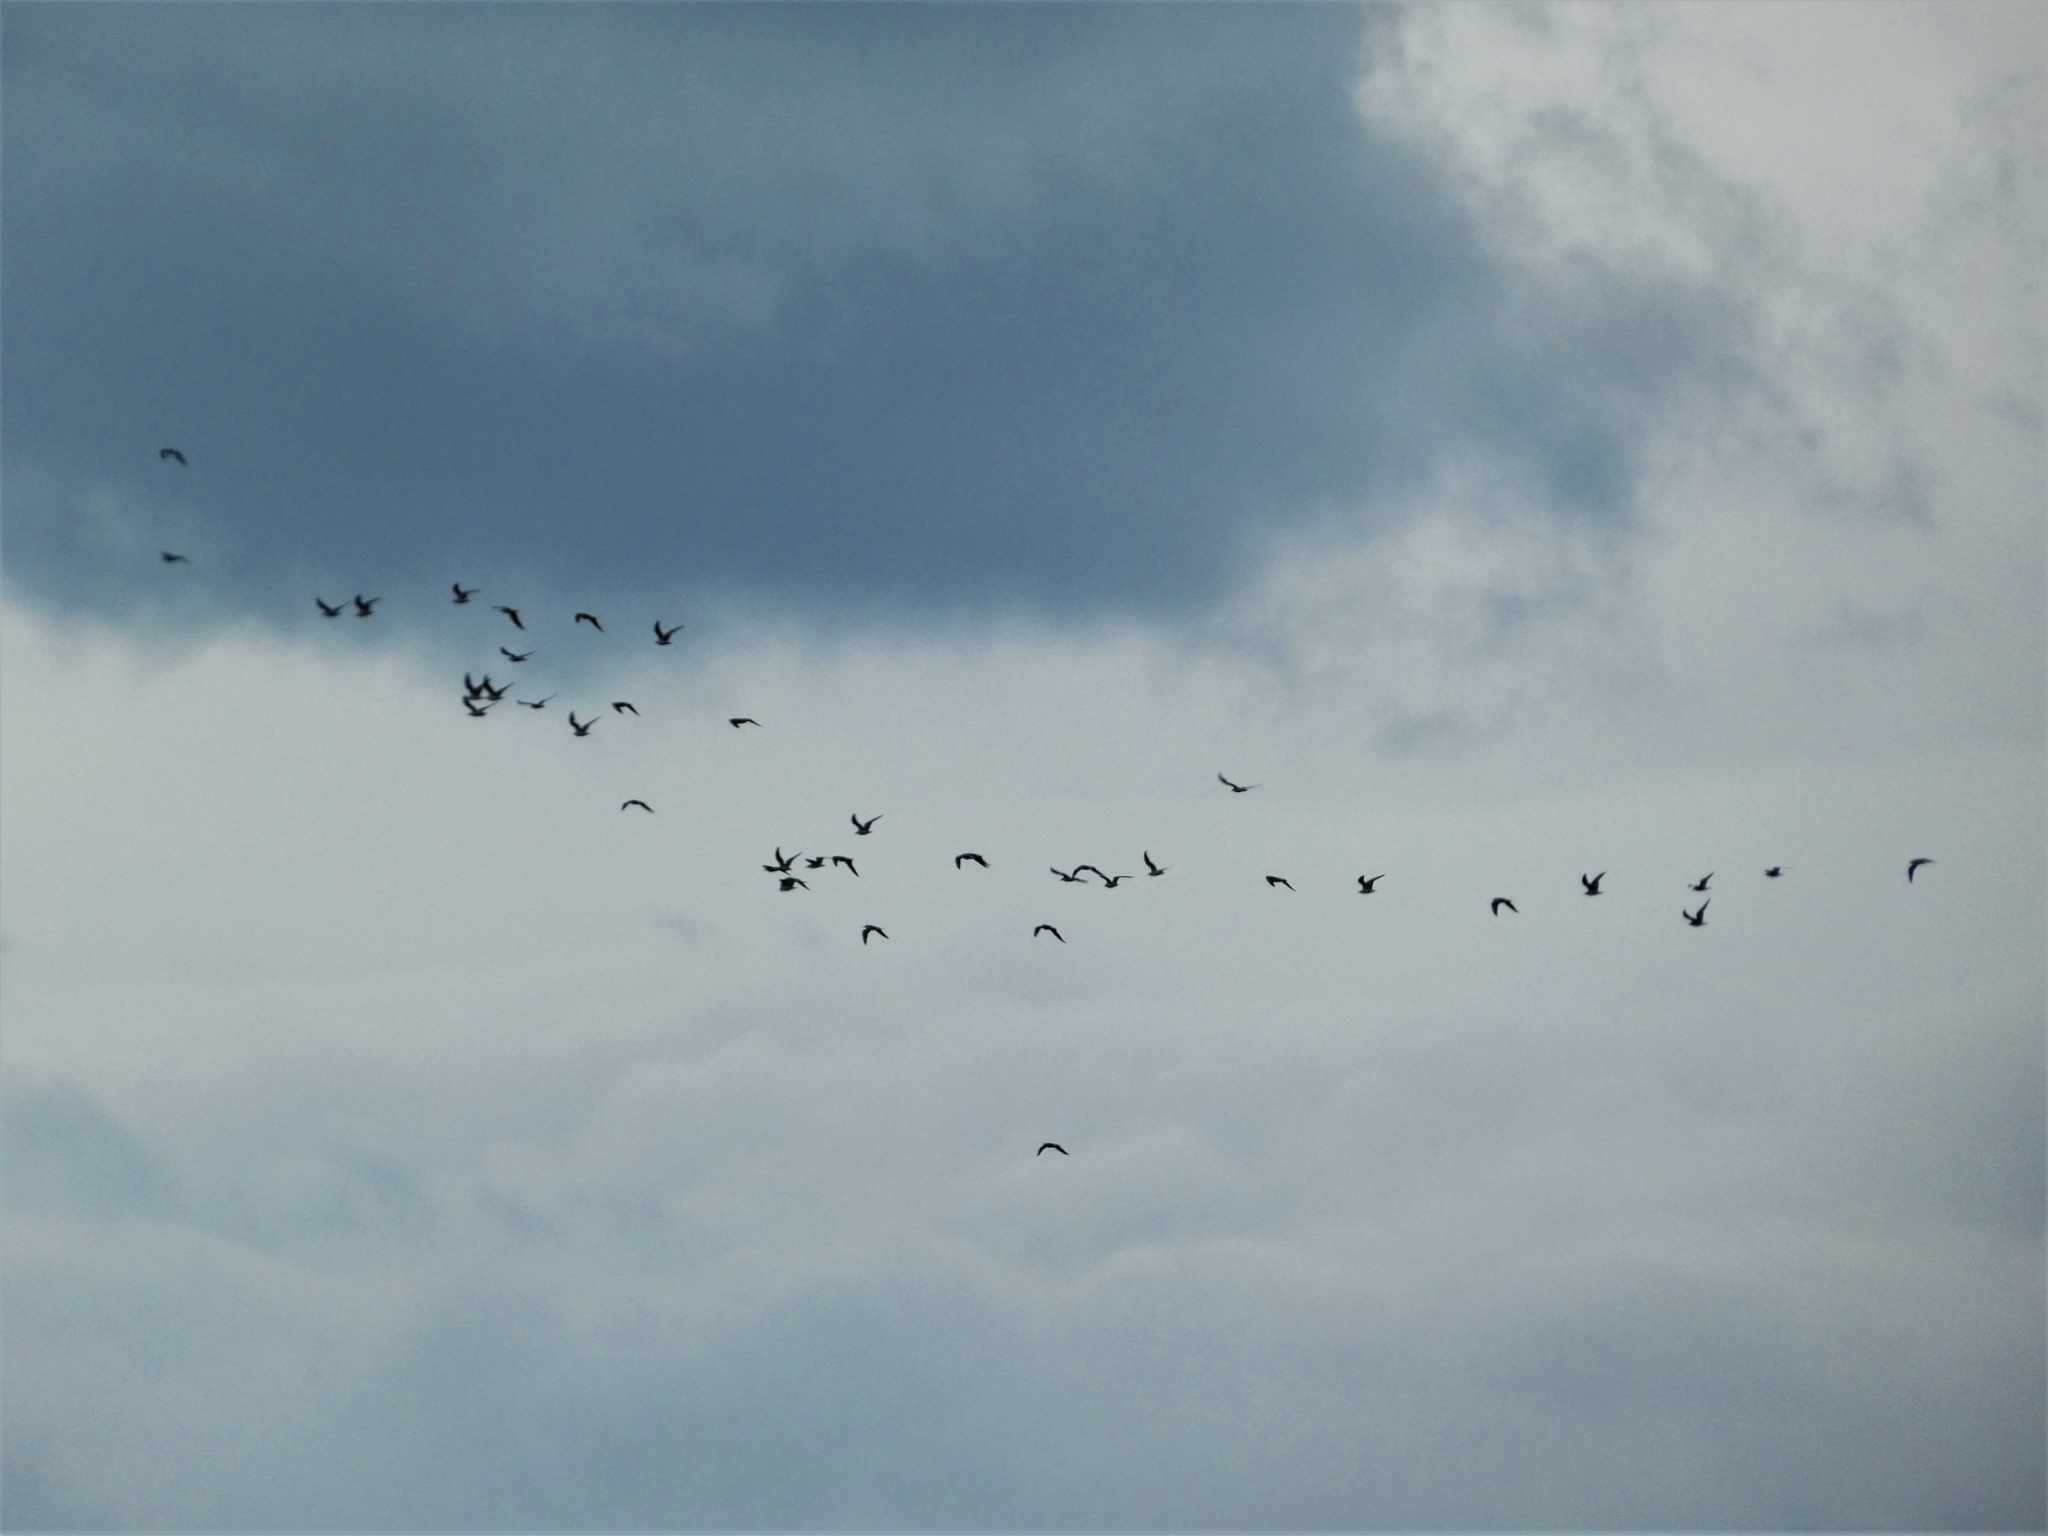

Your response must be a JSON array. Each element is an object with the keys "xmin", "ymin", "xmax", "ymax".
[
  {"xmin": 574, "ymin": 612, "xmax": 604, "ymax": 632},
  {"xmin": 653, "ymin": 620, "xmax": 682, "ymax": 646},
  {"xmin": 1050, "ymin": 867, "xmax": 1086, "ymax": 883},
  {"xmin": 1764, "ymin": 866, "xmax": 1784, "ymax": 879},
  {"xmin": 621, "ymin": 800, "xmax": 654, "ymax": 814},
  {"xmin": 500, "ymin": 647, "xmax": 533, "ymax": 663},
  {"xmin": 352, "ymin": 595, "xmax": 381, "ymax": 617},
  {"xmin": 1683, "ymin": 901, "xmax": 1709, "ymax": 927},
  {"xmin": 1906, "ymin": 858, "xmax": 1935, "ymax": 883},
  {"xmin": 315, "ymin": 597, "xmax": 345, "ymax": 618},
  {"xmin": 463, "ymin": 698, "xmax": 493, "ymax": 718},
  {"xmin": 478, "ymin": 679, "xmax": 510, "ymax": 702},
  {"xmin": 463, "ymin": 672, "xmax": 486, "ymax": 699},
  {"xmin": 1033, "ymin": 924, "xmax": 1065, "ymax": 943},
  {"xmin": 803, "ymin": 856, "xmax": 827, "ymax": 870},
  {"xmin": 728, "ymin": 718, "xmax": 760, "ymax": 729},
  {"xmin": 851, "ymin": 813, "xmax": 881, "ymax": 836},
  {"xmin": 831, "ymin": 855, "xmax": 859, "ymax": 877},
  {"xmin": 955, "ymin": 853, "xmax": 989, "ymax": 869},
  {"xmin": 1217, "ymin": 773, "xmax": 1259, "ymax": 793},
  {"xmin": 611, "ymin": 701, "xmax": 638, "ymax": 716},
  {"xmin": 159, "ymin": 550, "xmax": 190, "ymax": 565},
  {"xmin": 778, "ymin": 876, "xmax": 809, "ymax": 892},
  {"xmin": 860, "ymin": 925, "xmax": 888, "ymax": 945},
  {"xmin": 516, "ymin": 695, "xmax": 555, "ymax": 710},
  {"xmin": 158, "ymin": 447, "xmax": 187, "ymax": 466},
  {"xmin": 1036, "ymin": 1142, "xmax": 1068, "ymax": 1156},
  {"xmin": 1097, "ymin": 873, "xmax": 1131, "ymax": 888},
  {"xmin": 1492, "ymin": 898, "xmax": 1518, "ymax": 916},
  {"xmin": 451, "ymin": 583, "xmax": 478, "ymax": 604},
  {"xmin": 1357, "ymin": 874, "xmax": 1385, "ymax": 894},
  {"xmin": 1689, "ymin": 873, "xmax": 1713, "ymax": 892},
  {"xmin": 1581, "ymin": 872, "xmax": 1606, "ymax": 896},
  {"xmin": 494, "ymin": 605, "xmax": 525, "ymax": 630},
  {"xmin": 1265, "ymin": 875, "xmax": 1294, "ymax": 891},
  {"xmin": 763, "ymin": 847, "xmax": 800, "ymax": 874},
  {"xmin": 568, "ymin": 712, "xmax": 596, "ymax": 736},
  {"xmin": 1142, "ymin": 851, "xmax": 1169, "ymax": 877}
]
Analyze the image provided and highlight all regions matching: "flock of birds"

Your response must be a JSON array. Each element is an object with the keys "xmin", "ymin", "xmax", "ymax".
[{"xmin": 152, "ymin": 446, "xmax": 1943, "ymax": 1157}]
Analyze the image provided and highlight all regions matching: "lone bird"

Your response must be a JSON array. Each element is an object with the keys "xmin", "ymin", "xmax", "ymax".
[
  {"xmin": 729, "ymin": 717, "xmax": 760, "ymax": 729},
  {"xmin": 1357, "ymin": 874, "xmax": 1385, "ymax": 894},
  {"xmin": 611, "ymin": 701, "xmax": 639, "ymax": 716},
  {"xmin": 315, "ymin": 597, "xmax": 345, "ymax": 618},
  {"xmin": 1265, "ymin": 875, "xmax": 1294, "ymax": 891},
  {"xmin": 1689, "ymin": 873, "xmax": 1713, "ymax": 893},
  {"xmin": 621, "ymin": 800, "xmax": 653, "ymax": 814},
  {"xmin": 1033, "ymin": 924, "xmax": 1065, "ymax": 943},
  {"xmin": 574, "ymin": 612, "xmax": 604, "ymax": 632},
  {"xmin": 1907, "ymin": 858, "xmax": 1935, "ymax": 883},
  {"xmin": 1764, "ymin": 866, "xmax": 1784, "ymax": 879},
  {"xmin": 463, "ymin": 698, "xmax": 493, "ymax": 718},
  {"xmin": 1581, "ymin": 872, "xmax": 1606, "ymax": 896},
  {"xmin": 451, "ymin": 583, "xmax": 478, "ymax": 604},
  {"xmin": 353, "ymin": 595, "xmax": 381, "ymax": 617},
  {"xmin": 860, "ymin": 925, "xmax": 888, "ymax": 945},
  {"xmin": 955, "ymin": 853, "xmax": 989, "ymax": 869},
  {"xmin": 1036, "ymin": 1142, "xmax": 1068, "ymax": 1156},
  {"xmin": 568, "ymin": 712, "xmax": 596, "ymax": 737},
  {"xmin": 159, "ymin": 550, "xmax": 190, "ymax": 565},
  {"xmin": 500, "ymin": 647, "xmax": 533, "ymax": 663},
  {"xmin": 1492, "ymin": 897, "xmax": 1518, "ymax": 916},
  {"xmin": 1683, "ymin": 901, "xmax": 1709, "ymax": 927},
  {"xmin": 653, "ymin": 620, "xmax": 682, "ymax": 646},
  {"xmin": 516, "ymin": 695, "xmax": 555, "ymax": 710},
  {"xmin": 1143, "ymin": 851, "xmax": 1169, "ymax": 877},
  {"xmin": 831, "ymin": 856, "xmax": 859, "ymax": 877},
  {"xmin": 1050, "ymin": 867, "xmax": 1086, "ymax": 883},
  {"xmin": 778, "ymin": 876, "xmax": 809, "ymax": 892},
  {"xmin": 494, "ymin": 605, "xmax": 525, "ymax": 630},
  {"xmin": 1217, "ymin": 772, "xmax": 1259, "ymax": 793},
  {"xmin": 158, "ymin": 447, "xmax": 187, "ymax": 466},
  {"xmin": 851, "ymin": 813, "xmax": 881, "ymax": 836}
]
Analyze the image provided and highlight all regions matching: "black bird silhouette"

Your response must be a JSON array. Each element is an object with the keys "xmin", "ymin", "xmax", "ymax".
[
  {"xmin": 851, "ymin": 813, "xmax": 881, "ymax": 836},
  {"xmin": 500, "ymin": 647, "xmax": 533, "ymax": 663},
  {"xmin": 1217, "ymin": 773, "xmax": 1259, "ymax": 793},
  {"xmin": 452, "ymin": 583, "xmax": 478, "ymax": 604},
  {"xmin": 575, "ymin": 612, "xmax": 604, "ymax": 632},
  {"xmin": 494, "ymin": 605, "xmax": 525, "ymax": 630},
  {"xmin": 517, "ymin": 695, "xmax": 555, "ymax": 710},
  {"xmin": 1690, "ymin": 873, "xmax": 1713, "ymax": 893},
  {"xmin": 955, "ymin": 853, "xmax": 989, "ymax": 869},
  {"xmin": 861, "ymin": 925, "xmax": 888, "ymax": 945},
  {"xmin": 1764, "ymin": 866, "xmax": 1784, "ymax": 879},
  {"xmin": 611, "ymin": 701, "xmax": 638, "ymax": 716},
  {"xmin": 352, "ymin": 595, "xmax": 381, "ymax": 617},
  {"xmin": 1683, "ymin": 900, "xmax": 1709, "ymax": 927},
  {"xmin": 1142, "ymin": 851, "xmax": 1169, "ymax": 877},
  {"xmin": 621, "ymin": 800, "xmax": 653, "ymax": 814},
  {"xmin": 1581, "ymin": 872, "xmax": 1606, "ymax": 896},
  {"xmin": 463, "ymin": 671, "xmax": 487, "ymax": 698},
  {"xmin": 1072, "ymin": 864, "xmax": 1108, "ymax": 882},
  {"xmin": 653, "ymin": 620, "xmax": 682, "ymax": 646},
  {"xmin": 831, "ymin": 856, "xmax": 859, "ymax": 877},
  {"xmin": 729, "ymin": 718, "xmax": 761, "ymax": 728},
  {"xmin": 1907, "ymin": 858, "xmax": 1935, "ymax": 883},
  {"xmin": 1265, "ymin": 875, "xmax": 1294, "ymax": 890},
  {"xmin": 1492, "ymin": 898, "xmax": 1518, "ymax": 915},
  {"xmin": 803, "ymin": 856, "xmax": 827, "ymax": 870},
  {"xmin": 1033, "ymin": 924, "xmax": 1065, "ymax": 943},
  {"xmin": 1036, "ymin": 1142, "xmax": 1068, "ymax": 1156},
  {"xmin": 568, "ymin": 712, "xmax": 596, "ymax": 736},
  {"xmin": 778, "ymin": 876, "xmax": 809, "ymax": 892},
  {"xmin": 1357, "ymin": 874, "xmax": 1385, "ymax": 894},
  {"xmin": 159, "ymin": 550, "xmax": 190, "ymax": 565},
  {"xmin": 1097, "ymin": 873, "xmax": 1131, "ymax": 888},
  {"xmin": 764, "ymin": 848, "xmax": 800, "ymax": 874},
  {"xmin": 1050, "ymin": 866, "xmax": 1086, "ymax": 883},
  {"xmin": 316, "ymin": 596, "xmax": 344, "ymax": 618},
  {"xmin": 463, "ymin": 698, "xmax": 493, "ymax": 718},
  {"xmin": 158, "ymin": 447, "xmax": 187, "ymax": 466},
  {"xmin": 478, "ymin": 679, "xmax": 510, "ymax": 702}
]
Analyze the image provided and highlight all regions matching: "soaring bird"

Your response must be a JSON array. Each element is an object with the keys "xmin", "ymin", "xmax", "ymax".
[
  {"xmin": 1097, "ymin": 874, "xmax": 1131, "ymax": 888},
  {"xmin": 1357, "ymin": 874, "xmax": 1385, "ymax": 894},
  {"xmin": 955, "ymin": 852, "xmax": 989, "ymax": 869},
  {"xmin": 574, "ymin": 612, "xmax": 604, "ymax": 632},
  {"xmin": 315, "ymin": 596, "xmax": 345, "ymax": 618},
  {"xmin": 611, "ymin": 701, "xmax": 638, "ymax": 716},
  {"xmin": 159, "ymin": 550, "xmax": 190, "ymax": 565},
  {"xmin": 1217, "ymin": 773, "xmax": 1259, "ymax": 793},
  {"xmin": 1265, "ymin": 875, "xmax": 1294, "ymax": 891},
  {"xmin": 1907, "ymin": 857, "xmax": 1935, "ymax": 883},
  {"xmin": 463, "ymin": 698, "xmax": 493, "ymax": 718},
  {"xmin": 861, "ymin": 925, "xmax": 888, "ymax": 945},
  {"xmin": 778, "ymin": 876, "xmax": 809, "ymax": 892},
  {"xmin": 831, "ymin": 855, "xmax": 859, "ymax": 877},
  {"xmin": 1764, "ymin": 866, "xmax": 1784, "ymax": 879},
  {"xmin": 851, "ymin": 813, "xmax": 881, "ymax": 836},
  {"xmin": 803, "ymin": 856, "xmax": 827, "ymax": 870},
  {"xmin": 568, "ymin": 712, "xmax": 596, "ymax": 737},
  {"xmin": 653, "ymin": 620, "xmax": 682, "ymax": 646},
  {"xmin": 621, "ymin": 800, "xmax": 654, "ymax": 814},
  {"xmin": 1581, "ymin": 872, "xmax": 1606, "ymax": 896},
  {"xmin": 1050, "ymin": 866, "xmax": 1086, "ymax": 883},
  {"xmin": 1033, "ymin": 924, "xmax": 1065, "ymax": 943},
  {"xmin": 1683, "ymin": 901, "xmax": 1709, "ymax": 927},
  {"xmin": 729, "ymin": 718, "xmax": 760, "ymax": 729},
  {"xmin": 158, "ymin": 447, "xmax": 187, "ymax": 466},
  {"xmin": 352, "ymin": 595, "xmax": 381, "ymax": 617},
  {"xmin": 516, "ymin": 695, "xmax": 555, "ymax": 710},
  {"xmin": 763, "ymin": 848, "xmax": 800, "ymax": 874},
  {"xmin": 1036, "ymin": 1142, "xmax": 1068, "ymax": 1156},
  {"xmin": 1142, "ymin": 851, "xmax": 1169, "ymax": 877},
  {"xmin": 500, "ymin": 647, "xmax": 533, "ymax": 663},
  {"xmin": 494, "ymin": 605, "xmax": 525, "ymax": 630},
  {"xmin": 1492, "ymin": 898, "xmax": 1518, "ymax": 916},
  {"xmin": 452, "ymin": 583, "xmax": 478, "ymax": 604},
  {"xmin": 1689, "ymin": 873, "xmax": 1713, "ymax": 893}
]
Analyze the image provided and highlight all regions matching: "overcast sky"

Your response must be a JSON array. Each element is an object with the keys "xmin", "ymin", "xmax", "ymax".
[{"xmin": 2, "ymin": 3, "xmax": 2042, "ymax": 1529}]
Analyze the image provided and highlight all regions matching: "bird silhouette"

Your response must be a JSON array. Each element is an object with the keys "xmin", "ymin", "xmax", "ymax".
[
  {"xmin": 462, "ymin": 672, "xmax": 487, "ymax": 699},
  {"xmin": 611, "ymin": 701, "xmax": 638, "ymax": 716},
  {"xmin": 728, "ymin": 717, "xmax": 761, "ymax": 728},
  {"xmin": 1906, "ymin": 858, "xmax": 1935, "ymax": 883},
  {"xmin": 851, "ymin": 813, "xmax": 881, "ymax": 836},
  {"xmin": 568, "ymin": 712, "xmax": 596, "ymax": 736},
  {"xmin": 621, "ymin": 800, "xmax": 653, "ymax": 814},
  {"xmin": 1689, "ymin": 873, "xmax": 1713, "ymax": 893},
  {"xmin": 1050, "ymin": 867, "xmax": 1086, "ymax": 883},
  {"xmin": 452, "ymin": 583, "xmax": 478, "ymax": 604},
  {"xmin": 831, "ymin": 856, "xmax": 859, "ymax": 877},
  {"xmin": 315, "ymin": 597, "xmax": 344, "ymax": 618},
  {"xmin": 1581, "ymin": 872, "xmax": 1606, "ymax": 896},
  {"xmin": 478, "ymin": 679, "xmax": 510, "ymax": 702},
  {"xmin": 778, "ymin": 876, "xmax": 809, "ymax": 892},
  {"xmin": 463, "ymin": 698, "xmax": 493, "ymax": 718},
  {"xmin": 352, "ymin": 595, "xmax": 381, "ymax": 617},
  {"xmin": 574, "ymin": 612, "xmax": 604, "ymax": 632},
  {"xmin": 653, "ymin": 620, "xmax": 682, "ymax": 646},
  {"xmin": 1097, "ymin": 873, "xmax": 1131, "ymax": 888},
  {"xmin": 1217, "ymin": 773, "xmax": 1259, "ymax": 793},
  {"xmin": 1683, "ymin": 901, "xmax": 1709, "ymax": 927},
  {"xmin": 955, "ymin": 852, "xmax": 989, "ymax": 869},
  {"xmin": 1033, "ymin": 924, "xmax": 1065, "ymax": 943},
  {"xmin": 158, "ymin": 447, "xmax": 187, "ymax": 466},
  {"xmin": 1265, "ymin": 875, "xmax": 1294, "ymax": 891},
  {"xmin": 1492, "ymin": 898, "xmax": 1518, "ymax": 916},
  {"xmin": 1765, "ymin": 866, "xmax": 1784, "ymax": 879},
  {"xmin": 803, "ymin": 856, "xmax": 827, "ymax": 870},
  {"xmin": 763, "ymin": 847, "xmax": 800, "ymax": 874},
  {"xmin": 500, "ymin": 647, "xmax": 533, "ymax": 663},
  {"xmin": 861, "ymin": 925, "xmax": 888, "ymax": 945},
  {"xmin": 1143, "ymin": 851, "xmax": 1169, "ymax": 877},
  {"xmin": 516, "ymin": 695, "xmax": 555, "ymax": 710},
  {"xmin": 1357, "ymin": 874, "xmax": 1385, "ymax": 894},
  {"xmin": 1036, "ymin": 1142, "xmax": 1068, "ymax": 1156},
  {"xmin": 159, "ymin": 550, "xmax": 190, "ymax": 565},
  {"xmin": 494, "ymin": 605, "xmax": 525, "ymax": 630}
]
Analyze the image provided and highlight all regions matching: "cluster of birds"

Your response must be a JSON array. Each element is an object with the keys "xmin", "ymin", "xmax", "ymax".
[{"xmin": 154, "ymin": 446, "xmax": 1943, "ymax": 1156}]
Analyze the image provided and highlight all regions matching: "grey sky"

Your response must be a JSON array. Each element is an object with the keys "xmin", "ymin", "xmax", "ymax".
[{"xmin": 2, "ymin": 3, "xmax": 2042, "ymax": 1531}]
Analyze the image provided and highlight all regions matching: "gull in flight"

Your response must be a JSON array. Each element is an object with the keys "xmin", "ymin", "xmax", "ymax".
[
  {"xmin": 621, "ymin": 800, "xmax": 654, "ymax": 814},
  {"xmin": 1217, "ymin": 772, "xmax": 1258, "ymax": 794},
  {"xmin": 1036, "ymin": 1142, "xmax": 1068, "ymax": 1156},
  {"xmin": 1906, "ymin": 858, "xmax": 1935, "ymax": 883},
  {"xmin": 861, "ymin": 925, "xmax": 889, "ymax": 945},
  {"xmin": 1033, "ymin": 924, "xmax": 1065, "ymax": 943},
  {"xmin": 1683, "ymin": 901, "xmax": 1709, "ymax": 927},
  {"xmin": 1357, "ymin": 874, "xmax": 1384, "ymax": 894},
  {"xmin": 452, "ymin": 583, "xmax": 478, "ymax": 604},
  {"xmin": 1581, "ymin": 872, "xmax": 1606, "ymax": 896},
  {"xmin": 851, "ymin": 813, "xmax": 881, "ymax": 836},
  {"xmin": 653, "ymin": 620, "xmax": 682, "ymax": 646},
  {"xmin": 574, "ymin": 612, "xmax": 605, "ymax": 632},
  {"xmin": 494, "ymin": 605, "xmax": 525, "ymax": 630},
  {"xmin": 1492, "ymin": 897, "xmax": 1518, "ymax": 916}
]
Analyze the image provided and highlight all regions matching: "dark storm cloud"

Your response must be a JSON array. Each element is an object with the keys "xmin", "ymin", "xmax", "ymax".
[{"xmin": 3, "ymin": 3, "xmax": 1749, "ymax": 629}]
